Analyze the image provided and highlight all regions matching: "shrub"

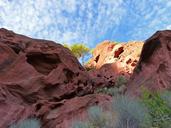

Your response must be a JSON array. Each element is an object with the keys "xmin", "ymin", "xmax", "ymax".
[
  {"xmin": 73, "ymin": 95, "xmax": 151, "ymax": 128},
  {"xmin": 73, "ymin": 121, "xmax": 90, "ymax": 128},
  {"xmin": 95, "ymin": 87, "xmax": 121, "ymax": 96},
  {"xmin": 160, "ymin": 90, "xmax": 171, "ymax": 108},
  {"xmin": 87, "ymin": 106, "xmax": 117, "ymax": 128},
  {"xmin": 95, "ymin": 76, "xmax": 127, "ymax": 96},
  {"xmin": 73, "ymin": 106, "xmax": 117, "ymax": 128},
  {"xmin": 10, "ymin": 118, "xmax": 41, "ymax": 128},
  {"xmin": 115, "ymin": 75, "xmax": 127, "ymax": 87},
  {"xmin": 141, "ymin": 89, "xmax": 171, "ymax": 128},
  {"xmin": 112, "ymin": 95, "xmax": 151, "ymax": 128},
  {"xmin": 73, "ymin": 89, "xmax": 171, "ymax": 128}
]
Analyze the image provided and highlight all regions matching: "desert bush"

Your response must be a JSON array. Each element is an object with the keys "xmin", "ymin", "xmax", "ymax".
[
  {"xmin": 112, "ymin": 95, "xmax": 151, "ymax": 128},
  {"xmin": 73, "ymin": 106, "xmax": 117, "ymax": 128},
  {"xmin": 74, "ymin": 88, "xmax": 171, "ymax": 128},
  {"xmin": 87, "ymin": 106, "xmax": 117, "ymax": 128},
  {"xmin": 141, "ymin": 89, "xmax": 171, "ymax": 128},
  {"xmin": 10, "ymin": 118, "xmax": 41, "ymax": 128},
  {"xmin": 95, "ymin": 87, "xmax": 121, "ymax": 96},
  {"xmin": 95, "ymin": 76, "xmax": 127, "ymax": 96},
  {"xmin": 73, "ymin": 95, "xmax": 151, "ymax": 128},
  {"xmin": 115, "ymin": 75, "xmax": 127, "ymax": 87},
  {"xmin": 73, "ymin": 121, "xmax": 90, "ymax": 128},
  {"xmin": 160, "ymin": 90, "xmax": 171, "ymax": 108}
]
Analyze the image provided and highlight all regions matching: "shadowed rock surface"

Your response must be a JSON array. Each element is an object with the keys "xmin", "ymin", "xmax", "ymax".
[
  {"xmin": 127, "ymin": 30, "xmax": 171, "ymax": 95},
  {"xmin": 0, "ymin": 28, "xmax": 112, "ymax": 128}
]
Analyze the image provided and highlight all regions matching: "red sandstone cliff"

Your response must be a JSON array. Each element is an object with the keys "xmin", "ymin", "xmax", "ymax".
[{"xmin": 0, "ymin": 28, "xmax": 111, "ymax": 128}]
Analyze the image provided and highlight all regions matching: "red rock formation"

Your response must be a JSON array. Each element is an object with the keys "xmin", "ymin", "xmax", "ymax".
[
  {"xmin": 0, "ymin": 28, "xmax": 112, "ymax": 128},
  {"xmin": 42, "ymin": 94, "xmax": 111, "ymax": 128},
  {"xmin": 127, "ymin": 30, "xmax": 171, "ymax": 95},
  {"xmin": 87, "ymin": 40, "xmax": 143, "ymax": 87}
]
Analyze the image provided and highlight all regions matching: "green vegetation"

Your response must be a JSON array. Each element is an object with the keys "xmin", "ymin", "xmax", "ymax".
[
  {"xmin": 73, "ymin": 106, "xmax": 117, "ymax": 128},
  {"xmin": 10, "ymin": 118, "xmax": 41, "ymax": 128},
  {"xmin": 141, "ymin": 89, "xmax": 171, "ymax": 128},
  {"xmin": 73, "ymin": 95, "xmax": 151, "ymax": 128},
  {"xmin": 95, "ymin": 75, "xmax": 127, "ymax": 96},
  {"xmin": 114, "ymin": 75, "xmax": 127, "ymax": 87},
  {"xmin": 112, "ymin": 95, "xmax": 151, "ymax": 128},
  {"xmin": 73, "ymin": 86, "xmax": 171, "ymax": 128},
  {"xmin": 160, "ymin": 90, "xmax": 171, "ymax": 107},
  {"xmin": 90, "ymin": 48, "xmax": 95, "ymax": 55},
  {"xmin": 63, "ymin": 43, "xmax": 90, "ymax": 65},
  {"xmin": 95, "ymin": 87, "xmax": 121, "ymax": 96}
]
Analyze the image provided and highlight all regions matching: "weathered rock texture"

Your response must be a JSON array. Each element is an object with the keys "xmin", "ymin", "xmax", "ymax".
[
  {"xmin": 127, "ymin": 30, "xmax": 171, "ymax": 95},
  {"xmin": 0, "ymin": 28, "xmax": 112, "ymax": 128},
  {"xmin": 2, "ymin": 28, "xmax": 170, "ymax": 127},
  {"xmin": 87, "ymin": 40, "xmax": 143, "ymax": 87},
  {"xmin": 42, "ymin": 94, "xmax": 111, "ymax": 128}
]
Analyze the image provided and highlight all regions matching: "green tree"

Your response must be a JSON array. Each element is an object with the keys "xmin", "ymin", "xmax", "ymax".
[{"xmin": 63, "ymin": 43, "xmax": 90, "ymax": 65}]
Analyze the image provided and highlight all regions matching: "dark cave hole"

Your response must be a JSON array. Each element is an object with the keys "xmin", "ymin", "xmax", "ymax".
[
  {"xmin": 167, "ymin": 44, "xmax": 171, "ymax": 51},
  {"xmin": 35, "ymin": 103, "xmax": 42, "ymax": 111},
  {"xmin": 114, "ymin": 47, "xmax": 124, "ymax": 58},
  {"xmin": 26, "ymin": 53, "xmax": 61, "ymax": 75},
  {"xmin": 10, "ymin": 46, "xmax": 21, "ymax": 54},
  {"xmin": 95, "ymin": 55, "xmax": 100, "ymax": 63},
  {"xmin": 63, "ymin": 68, "xmax": 74, "ymax": 81}
]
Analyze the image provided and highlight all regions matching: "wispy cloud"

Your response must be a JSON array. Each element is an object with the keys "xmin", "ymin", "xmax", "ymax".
[
  {"xmin": 0, "ymin": 0, "xmax": 171, "ymax": 47},
  {"xmin": 0, "ymin": 0, "xmax": 124, "ymax": 47},
  {"xmin": 119, "ymin": 0, "xmax": 171, "ymax": 41}
]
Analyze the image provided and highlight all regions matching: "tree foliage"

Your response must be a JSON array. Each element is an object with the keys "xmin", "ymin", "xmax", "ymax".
[{"xmin": 63, "ymin": 43, "xmax": 90, "ymax": 64}]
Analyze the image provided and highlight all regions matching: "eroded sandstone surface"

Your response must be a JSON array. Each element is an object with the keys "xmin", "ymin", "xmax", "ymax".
[
  {"xmin": 0, "ymin": 28, "xmax": 111, "ymax": 128},
  {"xmin": 87, "ymin": 40, "xmax": 143, "ymax": 87},
  {"xmin": 127, "ymin": 30, "xmax": 171, "ymax": 95},
  {"xmin": 1, "ymin": 28, "xmax": 171, "ymax": 128}
]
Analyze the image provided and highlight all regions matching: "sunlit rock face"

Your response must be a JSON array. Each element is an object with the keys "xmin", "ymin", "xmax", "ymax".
[
  {"xmin": 87, "ymin": 40, "xmax": 144, "ymax": 87},
  {"xmin": 127, "ymin": 30, "xmax": 171, "ymax": 95}
]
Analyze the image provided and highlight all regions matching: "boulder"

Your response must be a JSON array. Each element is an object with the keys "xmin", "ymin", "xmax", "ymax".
[
  {"xmin": 0, "ymin": 28, "xmax": 100, "ymax": 128},
  {"xmin": 127, "ymin": 30, "xmax": 171, "ymax": 95},
  {"xmin": 41, "ymin": 94, "xmax": 111, "ymax": 128}
]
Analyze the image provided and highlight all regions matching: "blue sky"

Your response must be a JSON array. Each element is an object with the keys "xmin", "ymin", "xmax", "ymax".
[{"xmin": 0, "ymin": 0, "xmax": 171, "ymax": 48}]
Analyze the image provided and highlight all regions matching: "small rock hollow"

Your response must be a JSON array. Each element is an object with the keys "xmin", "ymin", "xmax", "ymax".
[
  {"xmin": 114, "ymin": 47, "xmax": 124, "ymax": 58},
  {"xmin": 26, "ymin": 53, "xmax": 61, "ymax": 75}
]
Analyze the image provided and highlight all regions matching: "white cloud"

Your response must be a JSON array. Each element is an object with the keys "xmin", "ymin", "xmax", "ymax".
[
  {"xmin": 166, "ymin": 25, "xmax": 171, "ymax": 29},
  {"xmin": 0, "ymin": 0, "xmax": 125, "ymax": 46},
  {"xmin": 122, "ymin": 0, "xmax": 171, "ymax": 41},
  {"xmin": 0, "ymin": 0, "xmax": 171, "ymax": 46}
]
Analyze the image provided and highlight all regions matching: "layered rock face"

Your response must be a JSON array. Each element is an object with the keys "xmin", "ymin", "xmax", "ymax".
[
  {"xmin": 127, "ymin": 30, "xmax": 171, "ymax": 95},
  {"xmin": 87, "ymin": 40, "xmax": 143, "ymax": 87},
  {"xmin": 0, "ymin": 28, "xmax": 111, "ymax": 128}
]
